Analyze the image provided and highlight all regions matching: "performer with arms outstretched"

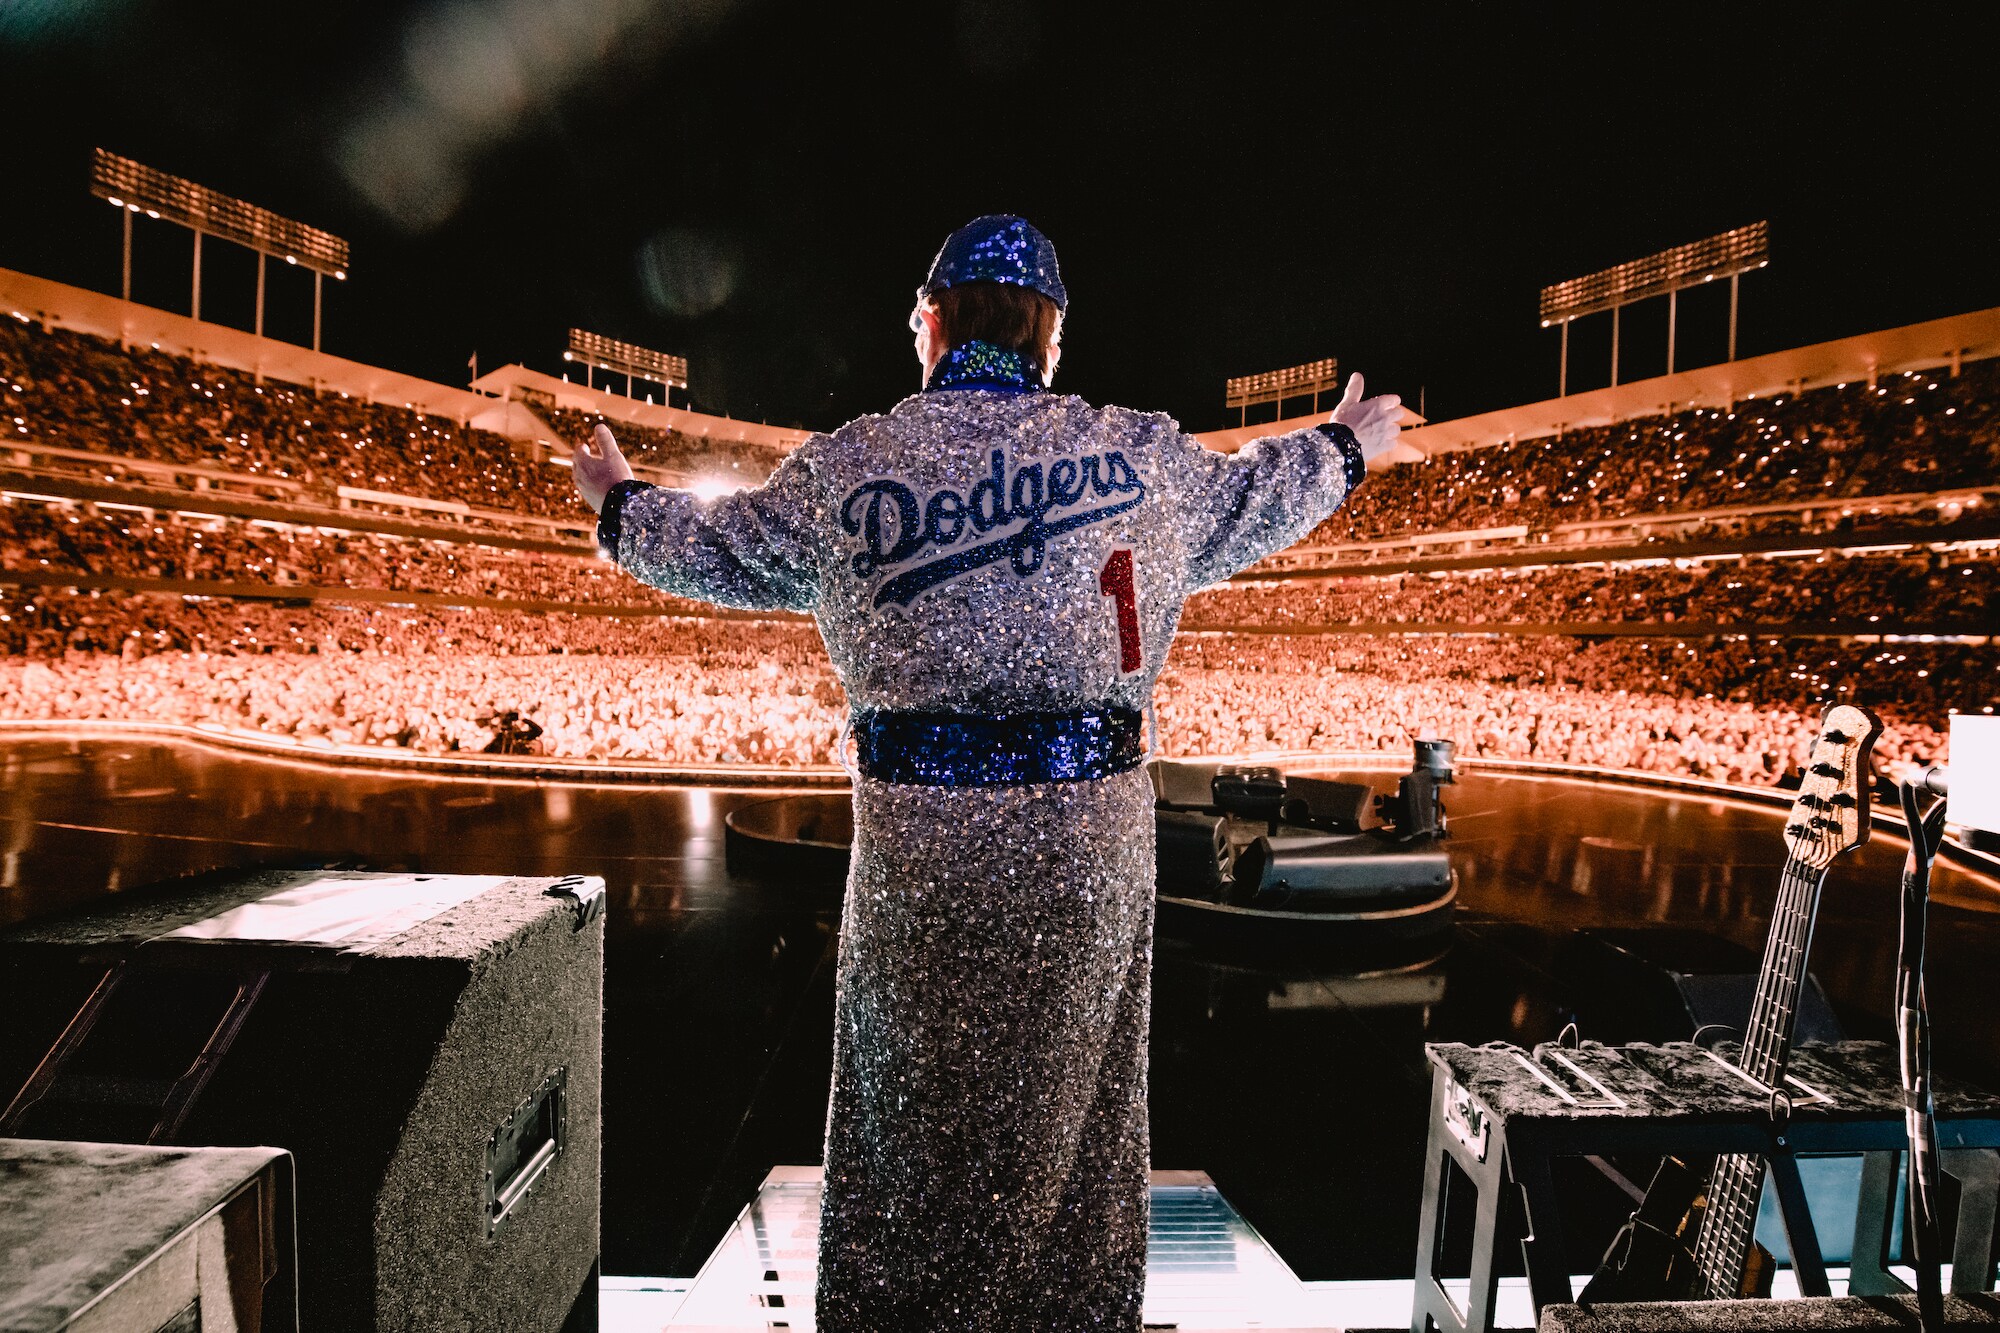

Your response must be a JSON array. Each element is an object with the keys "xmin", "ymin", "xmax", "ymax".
[{"xmin": 572, "ymin": 215, "xmax": 1402, "ymax": 1331}]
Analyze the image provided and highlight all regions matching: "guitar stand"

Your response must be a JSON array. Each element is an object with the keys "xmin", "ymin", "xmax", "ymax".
[{"xmin": 1412, "ymin": 1040, "xmax": 2000, "ymax": 1333}]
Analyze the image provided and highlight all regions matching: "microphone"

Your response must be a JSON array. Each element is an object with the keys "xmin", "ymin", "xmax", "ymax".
[{"xmin": 1919, "ymin": 765, "xmax": 1949, "ymax": 797}]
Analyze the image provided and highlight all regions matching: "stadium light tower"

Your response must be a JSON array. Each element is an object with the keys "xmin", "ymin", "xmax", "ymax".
[
  {"xmin": 1540, "ymin": 221, "xmax": 1769, "ymax": 395},
  {"xmin": 1223, "ymin": 357, "xmax": 1340, "ymax": 426},
  {"xmin": 90, "ymin": 148, "xmax": 351, "ymax": 351},
  {"xmin": 563, "ymin": 329, "xmax": 689, "ymax": 406}
]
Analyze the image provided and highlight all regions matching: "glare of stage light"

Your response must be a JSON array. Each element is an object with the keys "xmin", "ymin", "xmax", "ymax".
[
  {"xmin": 567, "ymin": 329, "xmax": 687, "ymax": 390},
  {"xmin": 90, "ymin": 147, "xmax": 351, "ymax": 278},
  {"xmin": 688, "ymin": 477, "xmax": 741, "ymax": 501},
  {"xmin": 1540, "ymin": 221, "xmax": 1769, "ymax": 323}
]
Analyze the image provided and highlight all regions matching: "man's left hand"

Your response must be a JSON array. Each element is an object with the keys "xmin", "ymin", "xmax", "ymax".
[{"xmin": 1330, "ymin": 372, "xmax": 1403, "ymax": 462}]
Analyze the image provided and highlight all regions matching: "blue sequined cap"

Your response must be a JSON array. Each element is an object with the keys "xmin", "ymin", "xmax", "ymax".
[{"xmin": 917, "ymin": 214, "xmax": 1068, "ymax": 312}]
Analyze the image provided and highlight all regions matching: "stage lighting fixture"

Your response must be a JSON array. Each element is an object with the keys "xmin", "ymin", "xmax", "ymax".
[
  {"xmin": 566, "ymin": 329, "xmax": 689, "ymax": 396},
  {"xmin": 90, "ymin": 147, "xmax": 349, "ymax": 276},
  {"xmin": 1223, "ymin": 356, "xmax": 1339, "ymax": 424},
  {"xmin": 1540, "ymin": 221, "xmax": 1769, "ymax": 392},
  {"xmin": 91, "ymin": 147, "xmax": 350, "ymax": 349},
  {"xmin": 1541, "ymin": 221, "xmax": 1770, "ymax": 323}
]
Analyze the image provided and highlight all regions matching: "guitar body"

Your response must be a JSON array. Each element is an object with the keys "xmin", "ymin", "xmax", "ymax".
[
  {"xmin": 1580, "ymin": 704, "xmax": 1881, "ymax": 1306},
  {"xmin": 1580, "ymin": 1158, "xmax": 1776, "ymax": 1303}
]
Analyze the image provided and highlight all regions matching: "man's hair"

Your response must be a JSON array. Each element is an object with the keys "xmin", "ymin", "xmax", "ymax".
[{"xmin": 931, "ymin": 281, "xmax": 1061, "ymax": 361}]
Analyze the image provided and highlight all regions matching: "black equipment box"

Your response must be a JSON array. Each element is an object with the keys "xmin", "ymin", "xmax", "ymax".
[
  {"xmin": 0, "ymin": 869, "xmax": 605, "ymax": 1333},
  {"xmin": 0, "ymin": 1137, "xmax": 296, "ymax": 1332}
]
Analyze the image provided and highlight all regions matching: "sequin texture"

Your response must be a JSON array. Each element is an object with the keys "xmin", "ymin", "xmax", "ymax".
[
  {"xmin": 917, "ymin": 214, "xmax": 1069, "ymax": 311},
  {"xmin": 610, "ymin": 382, "xmax": 1357, "ymax": 1328},
  {"xmin": 853, "ymin": 705, "xmax": 1144, "ymax": 786},
  {"xmin": 923, "ymin": 338, "xmax": 1046, "ymax": 394}
]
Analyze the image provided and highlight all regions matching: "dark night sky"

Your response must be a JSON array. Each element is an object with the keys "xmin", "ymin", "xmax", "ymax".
[{"xmin": 2, "ymin": 2, "xmax": 1996, "ymax": 434}]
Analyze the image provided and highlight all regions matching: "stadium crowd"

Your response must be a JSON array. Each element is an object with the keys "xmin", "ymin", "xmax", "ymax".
[
  {"xmin": 0, "ymin": 592, "xmax": 839, "ymax": 764},
  {"xmin": 2, "ymin": 315, "xmax": 1994, "ymax": 785},
  {"xmin": 0, "ymin": 588, "xmax": 1982, "ymax": 783},
  {"xmin": 1317, "ymin": 362, "xmax": 2000, "ymax": 543},
  {"xmin": 0, "ymin": 497, "xmax": 709, "ymax": 612},
  {"xmin": 7, "ymin": 318, "xmax": 1993, "ymax": 550},
  {"xmin": 10, "ymin": 498, "xmax": 1994, "ymax": 631},
  {"xmin": 1184, "ymin": 550, "xmax": 1999, "ymax": 629},
  {"xmin": 2, "ymin": 319, "xmax": 582, "ymax": 517},
  {"xmin": 533, "ymin": 404, "xmax": 788, "ymax": 477}
]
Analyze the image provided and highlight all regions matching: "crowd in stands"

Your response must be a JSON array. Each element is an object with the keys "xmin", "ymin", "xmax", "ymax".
[
  {"xmin": 0, "ymin": 497, "xmax": 713, "ymax": 613},
  {"xmin": 1315, "ymin": 361, "xmax": 2000, "ymax": 544},
  {"xmin": 11, "ymin": 497, "xmax": 1995, "ymax": 633},
  {"xmin": 534, "ymin": 404, "xmax": 787, "ymax": 478},
  {"xmin": 3, "ymin": 319, "xmax": 583, "ymax": 517},
  {"xmin": 0, "ymin": 591, "xmax": 839, "ymax": 765},
  {"xmin": 10, "ymin": 317, "xmax": 1994, "ymax": 555},
  {"xmin": 0, "ymin": 587, "xmax": 1983, "ymax": 783},
  {"xmin": 1159, "ymin": 632, "xmax": 1974, "ymax": 785},
  {"xmin": 3, "ymin": 313, "xmax": 1995, "ymax": 785},
  {"xmin": 1185, "ymin": 549, "xmax": 1999, "ymax": 629}
]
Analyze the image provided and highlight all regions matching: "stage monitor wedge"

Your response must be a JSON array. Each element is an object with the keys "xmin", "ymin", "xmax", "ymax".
[{"xmin": 0, "ymin": 868, "xmax": 604, "ymax": 1333}]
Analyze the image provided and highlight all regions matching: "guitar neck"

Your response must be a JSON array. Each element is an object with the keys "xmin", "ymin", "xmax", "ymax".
[{"xmin": 1691, "ymin": 851, "xmax": 1829, "ymax": 1298}]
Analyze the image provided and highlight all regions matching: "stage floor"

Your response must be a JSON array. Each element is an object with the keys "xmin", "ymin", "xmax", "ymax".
[
  {"xmin": 2, "ymin": 736, "xmax": 1996, "ymax": 1287},
  {"xmin": 641, "ymin": 1166, "xmax": 1328, "ymax": 1331},
  {"xmin": 596, "ymin": 1170, "xmax": 1918, "ymax": 1332}
]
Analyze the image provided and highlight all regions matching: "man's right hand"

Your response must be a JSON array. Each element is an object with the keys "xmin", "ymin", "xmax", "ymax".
[
  {"xmin": 573, "ymin": 423, "xmax": 635, "ymax": 514},
  {"xmin": 1330, "ymin": 372, "xmax": 1403, "ymax": 462}
]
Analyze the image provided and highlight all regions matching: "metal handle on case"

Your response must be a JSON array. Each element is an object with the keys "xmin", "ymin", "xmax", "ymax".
[{"xmin": 543, "ymin": 876, "xmax": 605, "ymax": 931}]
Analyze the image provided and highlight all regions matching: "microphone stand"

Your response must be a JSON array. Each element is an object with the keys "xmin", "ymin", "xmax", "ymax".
[{"xmin": 1896, "ymin": 774, "xmax": 1949, "ymax": 1333}]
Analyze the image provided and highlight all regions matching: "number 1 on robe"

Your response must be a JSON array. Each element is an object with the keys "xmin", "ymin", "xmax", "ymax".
[{"xmin": 1098, "ymin": 547, "xmax": 1141, "ymax": 676}]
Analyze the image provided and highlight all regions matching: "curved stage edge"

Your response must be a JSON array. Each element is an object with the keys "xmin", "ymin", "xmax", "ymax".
[{"xmin": 3, "ymin": 719, "xmax": 1995, "ymax": 886}]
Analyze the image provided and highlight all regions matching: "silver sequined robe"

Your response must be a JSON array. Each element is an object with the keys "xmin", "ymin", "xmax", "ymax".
[{"xmin": 611, "ymin": 387, "xmax": 1354, "ymax": 1330}]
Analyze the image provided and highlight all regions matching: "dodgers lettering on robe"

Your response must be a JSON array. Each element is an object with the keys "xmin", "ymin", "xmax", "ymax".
[{"xmin": 840, "ymin": 447, "xmax": 1147, "ymax": 607}]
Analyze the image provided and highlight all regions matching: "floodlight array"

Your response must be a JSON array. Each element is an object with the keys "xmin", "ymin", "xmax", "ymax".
[
  {"xmin": 1224, "ymin": 357, "xmax": 1340, "ymax": 410},
  {"xmin": 565, "ymin": 329, "xmax": 688, "ymax": 388},
  {"xmin": 90, "ymin": 148, "xmax": 349, "ymax": 278},
  {"xmin": 1540, "ymin": 221, "xmax": 1768, "ymax": 325}
]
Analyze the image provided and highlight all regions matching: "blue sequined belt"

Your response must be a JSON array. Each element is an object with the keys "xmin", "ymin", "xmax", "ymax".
[{"xmin": 852, "ymin": 705, "xmax": 1145, "ymax": 787}]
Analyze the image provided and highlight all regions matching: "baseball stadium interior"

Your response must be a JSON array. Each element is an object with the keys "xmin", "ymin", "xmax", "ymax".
[{"xmin": 3, "ymin": 7, "xmax": 2000, "ymax": 1333}]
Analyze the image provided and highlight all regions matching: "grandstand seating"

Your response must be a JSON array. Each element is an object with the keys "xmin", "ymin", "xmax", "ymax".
[
  {"xmin": 1, "ymin": 317, "xmax": 584, "ymax": 519},
  {"xmin": 530, "ymin": 403, "xmax": 787, "ymax": 480},
  {"xmin": 2, "ymin": 305, "xmax": 1995, "ymax": 781},
  {"xmin": 5, "ymin": 494, "xmax": 1993, "ymax": 632},
  {"xmin": 1315, "ymin": 361, "xmax": 2000, "ymax": 546}
]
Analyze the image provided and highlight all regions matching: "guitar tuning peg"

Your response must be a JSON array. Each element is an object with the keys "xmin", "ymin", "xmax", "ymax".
[
  {"xmin": 1829, "ymin": 792, "xmax": 1857, "ymax": 808},
  {"xmin": 1824, "ymin": 730, "xmax": 1850, "ymax": 744},
  {"xmin": 1810, "ymin": 762, "xmax": 1840, "ymax": 777}
]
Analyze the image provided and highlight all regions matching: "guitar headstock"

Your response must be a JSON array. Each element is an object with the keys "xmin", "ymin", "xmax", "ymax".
[{"xmin": 1785, "ymin": 703, "xmax": 1883, "ymax": 869}]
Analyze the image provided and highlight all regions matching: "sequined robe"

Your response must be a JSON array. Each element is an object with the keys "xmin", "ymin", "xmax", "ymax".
[{"xmin": 608, "ymin": 357, "xmax": 1356, "ymax": 1330}]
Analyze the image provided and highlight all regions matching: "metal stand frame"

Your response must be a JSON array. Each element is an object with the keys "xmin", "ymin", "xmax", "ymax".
[{"xmin": 1411, "ymin": 1045, "xmax": 2000, "ymax": 1333}]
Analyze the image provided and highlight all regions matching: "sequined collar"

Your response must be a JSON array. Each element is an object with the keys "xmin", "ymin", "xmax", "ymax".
[{"xmin": 923, "ymin": 340, "xmax": 1045, "ymax": 395}]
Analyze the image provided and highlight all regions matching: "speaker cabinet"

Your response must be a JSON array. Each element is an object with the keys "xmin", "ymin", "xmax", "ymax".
[
  {"xmin": 0, "ymin": 870, "xmax": 604, "ymax": 1333},
  {"xmin": 0, "ymin": 1138, "xmax": 296, "ymax": 1332}
]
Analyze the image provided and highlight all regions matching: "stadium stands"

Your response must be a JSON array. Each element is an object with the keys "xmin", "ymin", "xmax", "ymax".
[
  {"xmin": 1316, "ymin": 362, "xmax": 2000, "ymax": 544},
  {"xmin": 1, "ymin": 317, "xmax": 585, "ymax": 517},
  {"xmin": 530, "ymin": 403, "xmax": 787, "ymax": 480},
  {"xmin": 2, "ymin": 300, "xmax": 1995, "ymax": 782}
]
